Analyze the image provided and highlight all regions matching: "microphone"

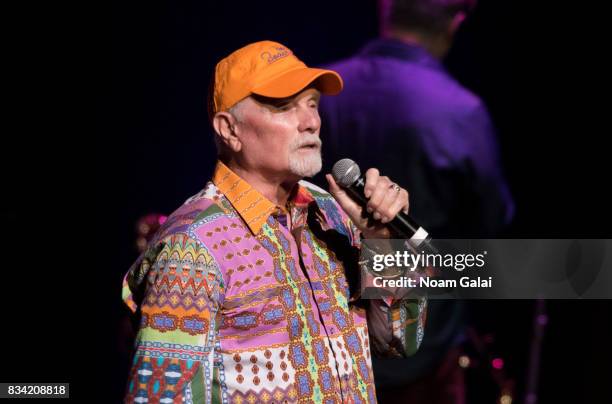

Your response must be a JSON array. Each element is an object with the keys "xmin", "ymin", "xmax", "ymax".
[{"xmin": 331, "ymin": 158, "xmax": 434, "ymax": 250}]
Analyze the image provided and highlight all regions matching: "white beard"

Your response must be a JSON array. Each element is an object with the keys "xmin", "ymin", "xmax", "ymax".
[
  {"xmin": 289, "ymin": 150, "xmax": 322, "ymax": 177},
  {"xmin": 288, "ymin": 135, "xmax": 322, "ymax": 178}
]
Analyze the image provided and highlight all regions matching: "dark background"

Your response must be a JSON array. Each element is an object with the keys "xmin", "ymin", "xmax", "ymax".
[{"xmin": 2, "ymin": 0, "xmax": 611, "ymax": 402}]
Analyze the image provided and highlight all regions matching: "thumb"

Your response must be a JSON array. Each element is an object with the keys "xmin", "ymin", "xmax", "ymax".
[
  {"xmin": 326, "ymin": 174, "xmax": 359, "ymax": 214},
  {"xmin": 325, "ymin": 174, "xmax": 344, "ymax": 199}
]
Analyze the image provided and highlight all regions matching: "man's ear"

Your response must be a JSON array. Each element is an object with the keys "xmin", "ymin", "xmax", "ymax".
[
  {"xmin": 448, "ymin": 11, "xmax": 467, "ymax": 37},
  {"xmin": 213, "ymin": 112, "xmax": 242, "ymax": 153}
]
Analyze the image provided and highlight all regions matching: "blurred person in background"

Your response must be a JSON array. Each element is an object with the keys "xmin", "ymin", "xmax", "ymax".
[{"xmin": 319, "ymin": 0, "xmax": 514, "ymax": 402}]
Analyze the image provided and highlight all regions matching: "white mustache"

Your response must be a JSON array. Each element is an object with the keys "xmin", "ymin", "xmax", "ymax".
[{"xmin": 291, "ymin": 136, "xmax": 322, "ymax": 151}]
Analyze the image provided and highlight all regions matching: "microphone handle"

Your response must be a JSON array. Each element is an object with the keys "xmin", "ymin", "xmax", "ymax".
[{"xmin": 346, "ymin": 177, "xmax": 433, "ymax": 247}]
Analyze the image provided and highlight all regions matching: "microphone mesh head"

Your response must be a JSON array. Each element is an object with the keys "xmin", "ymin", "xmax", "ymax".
[{"xmin": 332, "ymin": 159, "xmax": 361, "ymax": 187}]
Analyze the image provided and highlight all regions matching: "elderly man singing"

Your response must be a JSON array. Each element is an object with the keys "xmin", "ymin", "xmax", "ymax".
[{"xmin": 122, "ymin": 40, "xmax": 426, "ymax": 404}]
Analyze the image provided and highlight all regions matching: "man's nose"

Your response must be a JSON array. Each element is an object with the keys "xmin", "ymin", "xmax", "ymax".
[{"xmin": 297, "ymin": 105, "xmax": 321, "ymax": 134}]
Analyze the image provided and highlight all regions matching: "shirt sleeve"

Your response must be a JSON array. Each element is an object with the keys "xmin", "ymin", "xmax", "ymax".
[
  {"xmin": 367, "ymin": 297, "xmax": 427, "ymax": 358},
  {"xmin": 344, "ymin": 215, "xmax": 428, "ymax": 358},
  {"xmin": 122, "ymin": 233, "xmax": 222, "ymax": 403}
]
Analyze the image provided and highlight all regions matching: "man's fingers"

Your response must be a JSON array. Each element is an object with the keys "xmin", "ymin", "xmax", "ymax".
[
  {"xmin": 367, "ymin": 179, "xmax": 409, "ymax": 223},
  {"xmin": 366, "ymin": 175, "xmax": 391, "ymax": 215},
  {"xmin": 382, "ymin": 189, "xmax": 409, "ymax": 223},
  {"xmin": 364, "ymin": 168, "xmax": 380, "ymax": 198},
  {"xmin": 376, "ymin": 186, "xmax": 402, "ymax": 223}
]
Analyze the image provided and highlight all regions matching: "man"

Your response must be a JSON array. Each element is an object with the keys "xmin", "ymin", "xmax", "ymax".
[
  {"xmin": 122, "ymin": 40, "xmax": 426, "ymax": 403},
  {"xmin": 319, "ymin": 1, "xmax": 514, "ymax": 402}
]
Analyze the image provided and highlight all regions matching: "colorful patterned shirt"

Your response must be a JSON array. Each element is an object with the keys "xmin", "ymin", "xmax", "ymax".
[{"xmin": 122, "ymin": 161, "xmax": 426, "ymax": 403}]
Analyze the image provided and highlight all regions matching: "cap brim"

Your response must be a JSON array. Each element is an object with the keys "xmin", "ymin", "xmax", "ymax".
[{"xmin": 252, "ymin": 67, "xmax": 343, "ymax": 98}]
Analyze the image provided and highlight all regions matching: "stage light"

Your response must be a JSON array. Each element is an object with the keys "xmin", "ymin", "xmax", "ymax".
[{"xmin": 492, "ymin": 358, "xmax": 504, "ymax": 369}]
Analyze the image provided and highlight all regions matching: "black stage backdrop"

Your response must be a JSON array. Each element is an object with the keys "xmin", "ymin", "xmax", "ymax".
[{"xmin": 2, "ymin": 1, "xmax": 610, "ymax": 403}]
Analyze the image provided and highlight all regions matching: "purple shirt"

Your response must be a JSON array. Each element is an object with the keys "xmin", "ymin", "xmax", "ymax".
[{"xmin": 320, "ymin": 38, "xmax": 514, "ymax": 237}]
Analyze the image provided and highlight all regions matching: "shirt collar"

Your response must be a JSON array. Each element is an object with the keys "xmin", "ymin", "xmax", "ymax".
[{"xmin": 212, "ymin": 161, "xmax": 315, "ymax": 234}]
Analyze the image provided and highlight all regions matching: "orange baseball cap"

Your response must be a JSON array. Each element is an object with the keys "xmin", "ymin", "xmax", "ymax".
[{"xmin": 211, "ymin": 40, "xmax": 343, "ymax": 114}]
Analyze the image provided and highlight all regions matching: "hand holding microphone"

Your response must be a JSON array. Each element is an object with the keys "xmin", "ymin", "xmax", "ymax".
[{"xmin": 326, "ymin": 159, "xmax": 433, "ymax": 249}]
